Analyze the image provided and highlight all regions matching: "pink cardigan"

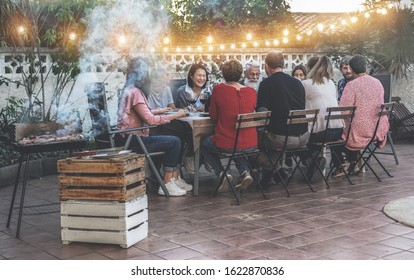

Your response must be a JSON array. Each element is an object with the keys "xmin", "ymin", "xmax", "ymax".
[
  {"xmin": 339, "ymin": 75, "xmax": 389, "ymax": 151},
  {"xmin": 116, "ymin": 85, "xmax": 172, "ymax": 136}
]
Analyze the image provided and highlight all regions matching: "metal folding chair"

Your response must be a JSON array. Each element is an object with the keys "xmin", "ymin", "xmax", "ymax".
[
  {"xmin": 86, "ymin": 82, "xmax": 170, "ymax": 196},
  {"xmin": 265, "ymin": 109, "xmax": 319, "ymax": 196},
  {"xmin": 212, "ymin": 111, "xmax": 272, "ymax": 204},
  {"xmin": 351, "ymin": 102, "xmax": 394, "ymax": 182},
  {"xmin": 309, "ymin": 105, "xmax": 357, "ymax": 188}
]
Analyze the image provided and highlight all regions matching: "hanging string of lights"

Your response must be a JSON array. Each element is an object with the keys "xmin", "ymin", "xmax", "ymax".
[{"xmin": 156, "ymin": 1, "xmax": 399, "ymax": 53}]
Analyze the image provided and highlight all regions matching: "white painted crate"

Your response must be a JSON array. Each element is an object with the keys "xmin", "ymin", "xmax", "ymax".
[{"xmin": 61, "ymin": 195, "xmax": 148, "ymax": 248}]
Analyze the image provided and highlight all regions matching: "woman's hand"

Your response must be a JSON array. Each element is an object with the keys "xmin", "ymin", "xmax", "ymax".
[
  {"xmin": 170, "ymin": 109, "xmax": 187, "ymax": 120},
  {"xmin": 195, "ymin": 105, "xmax": 205, "ymax": 112},
  {"xmin": 157, "ymin": 107, "xmax": 172, "ymax": 114}
]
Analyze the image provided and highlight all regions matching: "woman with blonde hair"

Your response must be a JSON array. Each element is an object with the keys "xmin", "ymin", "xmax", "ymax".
[{"xmin": 301, "ymin": 55, "xmax": 344, "ymax": 181}]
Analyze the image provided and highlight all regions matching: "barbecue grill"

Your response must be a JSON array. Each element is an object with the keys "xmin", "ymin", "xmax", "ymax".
[{"xmin": 7, "ymin": 121, "xmax": 87, "ymax": 238}]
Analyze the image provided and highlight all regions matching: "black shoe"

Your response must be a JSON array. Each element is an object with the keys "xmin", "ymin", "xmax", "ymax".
[
  {"xmin": 273, "ymin": 168, "xmax": 290, "ymax": 183},
  {"xmin": 259, "ymin": 169, "xmax": 273, "ymax": 189}
]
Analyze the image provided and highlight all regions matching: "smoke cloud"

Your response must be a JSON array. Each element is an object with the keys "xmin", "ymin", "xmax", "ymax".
[{"xmin": 80, "ymin": 1, "xmax": 169, "ymax": 68}]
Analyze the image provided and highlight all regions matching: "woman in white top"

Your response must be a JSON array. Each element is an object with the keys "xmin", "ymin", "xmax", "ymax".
[{"xmin": 302, "ymin": 55, "xmax": 344, "ymax": 180}]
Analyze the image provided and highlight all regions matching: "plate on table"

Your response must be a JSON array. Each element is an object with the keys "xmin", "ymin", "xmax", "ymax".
[{"xmin": 199, "ymin": 112, "xmax": 210, "ymax": 117}]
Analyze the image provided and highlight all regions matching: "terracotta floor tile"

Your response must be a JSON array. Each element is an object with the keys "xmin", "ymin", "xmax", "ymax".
[
  {"xmin": 269, "ymin": 234, "xmax": 312, "ymax": 249},
  {"xmin": 218, "ymin": 233, "xmax": 263, "ymax": 247},
  {"xmin": 375, "ymin": 224, "xmax": 414, "ymax": 236},
  {"xmin": 352, "ymin": 243, "xmax": 402, "ymax": 258},
  {"xmin": 378, "ymin": 236, "xmax": 414, "ymax": 250},
  {"xmin": 325, "ymin": 249, "xmax": 376, "ymax": 260},
  {"xmin": 1, "ymin": 142, "xmax": 414, "ymax": 260},
  {"xmin": 242, "ymin": 241, "xmax": 286, "ymax": 256},
  {"xmin": 383, "ymin": 251, "xmax": 414, "ymax": 260},
  {"xmin": 155, "ymin": 246, "xmax": 205, "ymax": 260},
  {"xmin": 206, "ymin": 248, "xmax": 259, "ymax": 260},
  {"xmin": 186, "ymin": 240, "xmax": 235, "ymax": 255},
  {"xmin": 134, "ymin": 237, "xmax": 181, "ymax": 254}
]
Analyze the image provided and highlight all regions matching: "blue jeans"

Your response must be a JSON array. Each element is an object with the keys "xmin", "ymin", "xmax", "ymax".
[
  {"xmin": 115, "ymin": 134, "xmax": 181, "ymax": 172},
  {"xmin": 201, "ymin": 136, "xmax": 253, "ymax": 177}
]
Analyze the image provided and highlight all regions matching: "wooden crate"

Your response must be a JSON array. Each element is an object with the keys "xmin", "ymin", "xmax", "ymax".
[
  {"xmin": 61, "ymin": 195, "xmax": 148, "ymax": 248},
  {"xmin": 58, "ymin": 154, "xmax": 146, "ymax": 202}
]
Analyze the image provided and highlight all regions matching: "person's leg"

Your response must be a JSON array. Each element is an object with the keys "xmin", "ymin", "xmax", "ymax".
[
  {"xmin": 233, "ymin": 149, "xmax": 255, "ymax": 190},
  {"xmin": 201, "ymin": 136, "xmax": 224, "ymax": 177},
  {"xmin": 201, "ymin": 136, "xmax": 234, "ymax": 192}
]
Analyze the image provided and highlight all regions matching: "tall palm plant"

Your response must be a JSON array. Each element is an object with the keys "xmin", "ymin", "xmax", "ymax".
[
  {"xmin": 323, "ymin": 3, "xmax": 414, "ymax": 80},
  {"xmin": 369, "ymin": 6, "xmax": 414, "ymax": 79}
]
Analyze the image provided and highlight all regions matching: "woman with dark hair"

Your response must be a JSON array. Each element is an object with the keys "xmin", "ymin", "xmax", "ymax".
[
  {"xmin": 201, "ymin": 59, "xmax": 257, "ymax": 192},
  {"xmin": 291, "ymin": 64, "xmax": 307, "ymax": 81},
  {"xmin": 176, "ymin": 63, "xmax": 209, "ymax": 111},
  {"xmin": 115, "ymin": 57, "xmax": 192, "ymax": 196}
]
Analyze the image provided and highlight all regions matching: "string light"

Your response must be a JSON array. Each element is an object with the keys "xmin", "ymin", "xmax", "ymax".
[
  {"xmin": 17, "ymin": 26, "xmax": 25, "ymax": 34},
  {"xmin": 138, "ymin": 1, "xmax": 398, "ymax": 53},
  {"xmin": 117, "ymin": 35, "xmax": 127, "ymax": 46},
  {"xmin": 68, "ymin": 32, "xmax": 77, "ymax": 41},
  {"xmin": 162, "ymin": 37, "xmax": 170, "ymax": 44}
]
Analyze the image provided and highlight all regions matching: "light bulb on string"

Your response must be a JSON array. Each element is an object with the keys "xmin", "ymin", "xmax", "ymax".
[
  {"xmin": 17, "ymin": 26, "xmax": 25, "ymax": 34},
  {"xmin": 306, "ymin": 30, "xmax": 313, "ymax": 36},
  {"xmin": 283, "ymin": 28, "xmax": 289, "ymax": 36},
  {"xmin": 230, "ymin": 44, "xmax": 236, "ymax": 49},
  {"xmin": 253, "ymin": 41, "xmax": 259, "ymax": 47},
  {"xmin": 246, "ymin": 33, "xmax": 253, "ymax": 41},
  {"xmin": 364, "ymin": 12, "xmax": 370, "ymax": 18},
  {"xmin": 186, "ymin": 46, "xmax": 192, "ymax": 52},
  {"xmin": 207, "ymin": 35, "xmax": 213, "ymax": 44},
  {"xmin": 241, "ymin": 42, "xmax": 247, "ymax": 48},
  {"xmin": 317, "ymin": 23, "xmax": 324, "ymax": 32},
  {"xmin": 265, "ymin": 40, "xmax": 270, "ymax": 46},
  {"xmin": 163, "ymin": 37, "xmax": 170, "ymax": 45},
  {"xmin": 220, "ymin": 44, "xmax": 225, "ymax": 50},
  {"xmin": 295, "ymin": 35, "xmax": 302, "ymax": 41},
  {"xmin": 68, "ymin": 32, "xmax": 77, "ymax": 41},
  {"xmin": 273, "ymin": 39, "xmax": 279, "ymax": 46},
  {"xmin": 351, "ymin": 16, "xmax": 358, "ymax": 23},
  {"xmin": 282, "ymin": 37, "xmax": 288, "ymax": 44}
]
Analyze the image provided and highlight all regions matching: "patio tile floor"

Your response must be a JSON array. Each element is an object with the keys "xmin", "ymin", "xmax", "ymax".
[{"xmin": 1, "ymin": 141, "xmax": 414, "ymax": 260}]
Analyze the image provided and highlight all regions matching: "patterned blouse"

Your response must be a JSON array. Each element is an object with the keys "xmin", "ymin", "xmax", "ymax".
[{"xmin": 339, "ymin": 74, "xmax": 389, "ymax": 151}]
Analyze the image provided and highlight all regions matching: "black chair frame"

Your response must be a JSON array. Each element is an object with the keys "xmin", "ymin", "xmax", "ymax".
[
  {"xmin": 351, "ymin": 102, "xmax": 394, "ymax": 182},
  {"xmin": 265, "ymin": 109, "xmax": 319, "ymax": 196},
  {"xmin": 212, "ymin": 111, "xmax": 272, "ymax": 204}
]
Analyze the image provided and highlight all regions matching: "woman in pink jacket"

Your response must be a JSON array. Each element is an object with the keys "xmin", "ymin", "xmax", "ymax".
[
  {"xmin": 116, "ymin": 57, "xmax": 191, "ymax": 196},
  {"xmin": 331, "ymin": 54, "xmax": 389, "ymax": 177}
]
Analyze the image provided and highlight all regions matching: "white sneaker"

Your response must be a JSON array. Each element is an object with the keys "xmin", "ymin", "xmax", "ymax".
[
  {"xmin": 218, "ymin": 172, "xmax": 233, "ymax": 193},
  {"xmin": 235, "ymin": 171, "xmax": 253, "ymax": 190},
  {"xmin": 172, "ymin": 178, "xmax": 193, "ymax": 192},
  {"xmin": 158, "ymin": 181, "xmax": 186, "ymax": 196}
]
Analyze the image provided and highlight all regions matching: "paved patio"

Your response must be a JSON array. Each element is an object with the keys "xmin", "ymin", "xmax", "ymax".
[{"xmin": 1, "ymin": 141, "xmax": 414, "ymax": 260}]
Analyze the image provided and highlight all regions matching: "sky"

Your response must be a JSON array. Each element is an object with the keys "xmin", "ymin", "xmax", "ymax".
[{"xmin": 289, "ymin": 0, "xmax": 412, "ymax": 13}]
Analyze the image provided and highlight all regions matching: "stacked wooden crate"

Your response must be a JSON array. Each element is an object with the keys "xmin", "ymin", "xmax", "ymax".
[{"xmin": 57, "ymin": 153, "xmax": 148, "ymax": 248}]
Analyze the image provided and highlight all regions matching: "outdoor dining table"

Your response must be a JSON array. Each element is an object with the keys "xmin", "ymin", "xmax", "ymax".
[{"xmin": 177, "ymin": 113, "xmax": 215, "ymax": 195}]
